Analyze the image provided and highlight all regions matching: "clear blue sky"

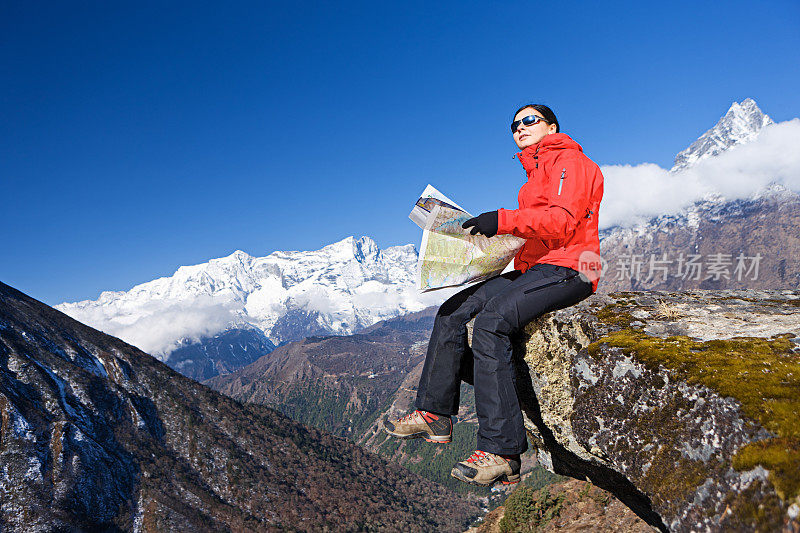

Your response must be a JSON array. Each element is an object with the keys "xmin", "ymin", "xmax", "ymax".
[{"xmin": 2, "ymin": 1, "xmax": 798, "ymax": 305}]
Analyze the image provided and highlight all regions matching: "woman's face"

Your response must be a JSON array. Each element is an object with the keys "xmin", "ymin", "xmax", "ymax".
[{"xmin": 512, "ymin": 107, "xmax": 558, "ymax": 149}]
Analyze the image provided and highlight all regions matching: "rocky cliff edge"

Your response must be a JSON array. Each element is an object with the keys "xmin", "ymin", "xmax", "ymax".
[{"xmin": 501, "ymin": 289, "xmax": 800, "ymax": 532}]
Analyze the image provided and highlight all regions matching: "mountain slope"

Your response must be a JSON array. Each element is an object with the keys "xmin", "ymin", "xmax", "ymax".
[
  {"xmin": 204, "ymin": 308, "xmax": 544, "ymax": 496},
  {"xmin": 164, "ymin": 326, "xmax": 276, "ymax": 381},
  {"xmin": 598, "ymin": 183, "xmax": 800, "ymax": 292},
  {"xmin": 204, "ymin": 308, "xmax": 437, "ymax": 441},
  {"xmin": 0, "ymin": 281, "xmax": 480, "ymax": 531}
]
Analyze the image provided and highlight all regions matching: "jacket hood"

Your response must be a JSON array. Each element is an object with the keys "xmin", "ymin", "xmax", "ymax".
[{"xmin": 517, "ymin": 133, "xmax": 583, "ymax": 172}]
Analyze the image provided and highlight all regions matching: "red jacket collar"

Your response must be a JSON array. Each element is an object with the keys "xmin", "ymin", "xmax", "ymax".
[{"xmin": 516, "ymin": 133, "xmax": 583, "ymax": 173}]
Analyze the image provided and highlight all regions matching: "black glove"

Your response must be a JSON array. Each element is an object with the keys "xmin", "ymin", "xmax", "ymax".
[{"xmin": 462, "ymin": 211, "xmax": 498, "ymax": 238}]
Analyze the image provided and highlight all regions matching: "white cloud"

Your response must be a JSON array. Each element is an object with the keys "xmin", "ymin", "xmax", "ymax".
[
  {"xmin": 350, "ymin": 284, "xmax": 454, "ymax": 314},
  {"xmin": 599, "ymin": 118, "xmax": 800, "ymax": 229},
  {"xmin": 60, "ymin": 295, "xmax": 241, "ymax": 357},
  {"xmin": 291, "ymin": 286, "xmax": 342, "ymax": 316}
]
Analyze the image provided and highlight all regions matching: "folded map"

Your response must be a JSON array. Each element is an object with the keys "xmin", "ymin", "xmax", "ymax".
[{"xmin": 410, "ymin": 185, "xmax": 525, "ymax": 291}]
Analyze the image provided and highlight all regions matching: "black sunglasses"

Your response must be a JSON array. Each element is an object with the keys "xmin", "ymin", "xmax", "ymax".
[{"xmin": 511, "ymin": 114, "xmax": 549, "ymax": 134}]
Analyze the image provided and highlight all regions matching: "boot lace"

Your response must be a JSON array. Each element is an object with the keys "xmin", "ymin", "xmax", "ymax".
[
  {"xmin": 398, "ymin": 410, "xmax": 439, "ymax": 424},
  {"xmin": 466, "ymin": 450, "xmax": 489, "ymax": 464},
  {"xmin": 398, "ymin": 410, "xmax": 422, "ymax": 423}
]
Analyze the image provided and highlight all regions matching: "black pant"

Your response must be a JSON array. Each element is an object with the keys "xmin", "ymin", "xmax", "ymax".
[{"xmin": 414, "ymin": 263, "xmax": 594, "ymax": 455}]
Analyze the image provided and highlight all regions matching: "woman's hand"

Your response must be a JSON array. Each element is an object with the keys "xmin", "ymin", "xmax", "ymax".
[{"xmin": 462, "ymin": 211, "xmax": 498, "ymax": 237}]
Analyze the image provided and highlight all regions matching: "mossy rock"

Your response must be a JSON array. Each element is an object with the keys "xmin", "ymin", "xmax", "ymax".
[{"xmin": 515, "ymin": 289, "xmax": 800, "ymax": 531}]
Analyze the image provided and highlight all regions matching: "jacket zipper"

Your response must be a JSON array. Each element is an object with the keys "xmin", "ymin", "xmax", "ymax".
[
  {"xmin": 523, "ymin": 271, "xmax": 580, "ymax": 294},
  {"xmin": 557, "ymin": 168, "xmax": 566, "ymax": 195}
]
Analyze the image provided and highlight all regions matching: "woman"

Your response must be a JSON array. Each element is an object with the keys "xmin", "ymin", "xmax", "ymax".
[{"xmin": 384, "ymin": 104, "xmax": 604, "ymax": 486}]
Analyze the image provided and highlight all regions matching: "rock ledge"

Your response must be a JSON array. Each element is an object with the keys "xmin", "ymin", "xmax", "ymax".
[{"xmin": 513, "ymin": 289, "xmax": 800, "ymax": 532}]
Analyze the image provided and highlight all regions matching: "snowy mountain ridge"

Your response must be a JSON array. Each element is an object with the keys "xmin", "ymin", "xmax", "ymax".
[{"xmin": 57, "ymin": 236, "xmax": 447, "ymax": 357}]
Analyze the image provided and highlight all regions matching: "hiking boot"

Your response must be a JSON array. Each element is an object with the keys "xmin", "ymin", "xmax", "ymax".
[
  {"xmin": 383, "ymin": 410, "xmax": 452, "ymax": 443},
  {"xmin": 451, "ymin": 450, "xmax": 521, "ymax": 486}
]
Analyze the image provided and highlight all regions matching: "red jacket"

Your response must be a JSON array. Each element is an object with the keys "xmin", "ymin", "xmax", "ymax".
[{"xmin": 497, "ymin": 133, "xmax": 604, "ymax": 293}]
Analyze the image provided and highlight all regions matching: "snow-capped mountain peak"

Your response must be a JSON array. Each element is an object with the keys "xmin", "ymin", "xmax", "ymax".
[
  {"xmin": 671, "ymin": 98, "xmax": 774, "ymax": 172},
  {"xmin": 352, "ymin": 235, "xmax": 380, "ymax": 263},
  {"xmin": 310, "ymin": 235, "xmax": 380, "ymax": 264}
]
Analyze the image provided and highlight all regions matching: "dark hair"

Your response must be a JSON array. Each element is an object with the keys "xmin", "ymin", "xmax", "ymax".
[{"xmin": 513, "ymin": 104, "xmax": 560, "ymax": 133}]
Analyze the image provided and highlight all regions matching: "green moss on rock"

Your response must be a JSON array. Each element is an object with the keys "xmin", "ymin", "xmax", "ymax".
[
  {"xmin": 720, "ymin": 479, "xmax": 784, "ymax": 532},
  {"xmin": 764, "ymin": 298, "xmax": 800, "ymax": 307},
  {"xmin": 595, "ymin": 303, "xmax": 635, "ymax": 328},
  {"xmin": 638, "ymin": 445, "xmax": 708, "ymax": 516},
  {"xmin": 587, "ymin": 326, "xmax": 800, "ymax": 501},
  {"xmin": 733, "ymin": 438, "xmax": 800, "ymax": 501}
]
